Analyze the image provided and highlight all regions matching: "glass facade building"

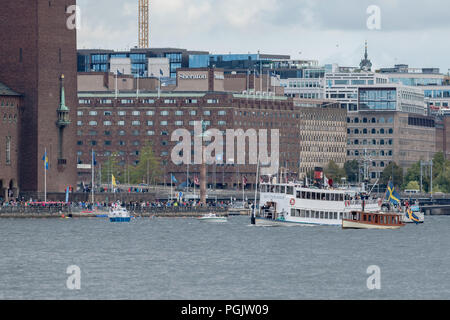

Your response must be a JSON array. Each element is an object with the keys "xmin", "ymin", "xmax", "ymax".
[
  {"xmin": 359, "ymin": 89, "xmax": 397, "ymax": 111},
  {"xmin": 77, "ymin": 49, "xmax": 198, "ymax": 78}
]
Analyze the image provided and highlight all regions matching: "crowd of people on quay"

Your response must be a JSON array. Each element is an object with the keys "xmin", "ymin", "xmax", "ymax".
[{"xmin": 0, "ymin": 197, "xmax": 236, "ymax": 211}]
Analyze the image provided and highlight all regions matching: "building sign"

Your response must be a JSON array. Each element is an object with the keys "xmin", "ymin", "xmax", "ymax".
[
  {"xmin": 214, "ymin": 74, "xmax": 225, "ymax": 80},
  {"xmin": 77, "ymin": 164, "xmax": 92, "ymax": 170},
  {"xmin": 179, "ymin": 74, "xmax": 207, "ymax": 80}
]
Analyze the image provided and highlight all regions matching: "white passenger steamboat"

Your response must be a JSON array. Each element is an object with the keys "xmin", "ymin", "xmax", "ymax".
[{"xmin": 256, "ymin": 182, "xmax": 381, "ymax": 226}]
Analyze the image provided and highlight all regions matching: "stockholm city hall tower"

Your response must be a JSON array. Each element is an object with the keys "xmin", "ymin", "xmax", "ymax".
[{"xmin": 0, "ymin": 1, "xmax": 78, "ymax": 197}]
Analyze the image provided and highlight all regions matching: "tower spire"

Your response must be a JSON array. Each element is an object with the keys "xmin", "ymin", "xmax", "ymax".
[{"xmin": 359, "ymin": 41, "xmax": 372, "ymax": 72}]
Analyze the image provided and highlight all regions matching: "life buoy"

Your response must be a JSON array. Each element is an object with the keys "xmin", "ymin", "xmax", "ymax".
[{"xmin": 290, "ymin": 198, "xmax": 295, "ymax": 206}]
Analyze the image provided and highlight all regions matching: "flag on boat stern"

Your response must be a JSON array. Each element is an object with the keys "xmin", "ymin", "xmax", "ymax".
[
  {"xmin": 386, "ymin": 181, "xmax": 401, "ymax": 205},
  {"xmin": 406, "ymin": 207, "xmax": 420, "ymax": 224}
]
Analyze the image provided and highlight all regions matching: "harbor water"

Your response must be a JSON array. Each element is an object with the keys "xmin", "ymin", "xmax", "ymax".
[{"xmin": 0, "ymin": 216, "xmax": 449, "ymax": 299}]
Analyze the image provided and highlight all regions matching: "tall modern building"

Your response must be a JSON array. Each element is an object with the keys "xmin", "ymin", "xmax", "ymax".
[{"xmin": 0, "ymin": 0, "xmax": 78, "ymax": 196}]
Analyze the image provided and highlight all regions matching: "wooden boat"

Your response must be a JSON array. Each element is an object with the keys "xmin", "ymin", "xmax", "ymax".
[{"xmin": 342, "ymin": 211, "xmax": 405, "ymax": 230}]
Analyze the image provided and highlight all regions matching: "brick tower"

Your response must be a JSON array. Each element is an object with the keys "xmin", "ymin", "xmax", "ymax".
[{"xmin": 0, "ymin": 1, "xmax": 78, "ymax": 196}]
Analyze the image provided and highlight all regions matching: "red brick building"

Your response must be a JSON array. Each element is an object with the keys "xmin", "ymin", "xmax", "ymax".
[
  {"xmin": 0, "ymin": 0, "xmax": 78, "ymax": 197},
  {"xmin": 0, "ymin": 83, "xmax": 21, "ymax": 201},
  {"xmin": 76, "ymin": 89, "xmax": 346, "ymax": 189}
]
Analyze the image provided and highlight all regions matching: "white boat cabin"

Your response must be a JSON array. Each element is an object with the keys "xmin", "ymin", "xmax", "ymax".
[{"xmin": 258, "ymin": 183, "xmax": 381, "ymax": 226}]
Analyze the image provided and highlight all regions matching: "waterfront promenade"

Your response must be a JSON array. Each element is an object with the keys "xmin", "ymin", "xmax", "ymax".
[{"xmin": 0, "ymin": 203, "xmax": 229, "ymax": 218}]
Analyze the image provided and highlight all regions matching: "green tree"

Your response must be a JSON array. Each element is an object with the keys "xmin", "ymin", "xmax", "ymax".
[
  {"xmin": 324, "ymin": 160, "xmax": 346, "ymax": 182},
  {"xmin": 405, "ymin": 181, "xmax": 420, "ymax": 190},
  {"xmin": 344, "ymin": 160, "xmax": 359, "ymax": 183},
  {"xmin": 432, "ymin": 152, "xmax": 450, "ymax": 193},
  {"xmin": 380, "ymin": 162, "xmax": 403, "ymax": 187},
  {"xmin": 101, "ymin": 152, "xmax": 122, "ymax": 185},
  {"xmin": 129, "ymin": 143, "xmax": 161, "ymax": 185}
]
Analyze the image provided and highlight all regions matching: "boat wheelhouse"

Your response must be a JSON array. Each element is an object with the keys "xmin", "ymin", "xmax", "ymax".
[{"xmin": 257, "ymin": 183, "xmax": 381, "ymax": 226}]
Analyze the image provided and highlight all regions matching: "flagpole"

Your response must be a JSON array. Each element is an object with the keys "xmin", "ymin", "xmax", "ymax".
[
  {"xmin": 91, "ymin": 149, "xmax": 94, "ymax": 204},
  {"xmin": 251, "ymin": 155, "xmax": 260, "ymax": 225},
  {"xmin": 44, "ymin": 148, "xmax": 47, "ymax": 203},
  {"xmin": 115, "ymin": 72, "xmax": 118, "ymax": 99},
  {"xmin": 158, "ymin": 70, "xmax": 161, "ymax": 99},
  {"xmin": 242, "ymin": 176, "xmax": 245, "ymax": 203}
]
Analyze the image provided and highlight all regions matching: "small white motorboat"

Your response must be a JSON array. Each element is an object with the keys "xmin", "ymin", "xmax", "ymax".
[
  {"xmin": 108, "ymin": 203, "xmax": 131, "ymax": 222},
  {"xmin": 198, "ymin": 213, "xmax": 228, "ymax": 223}
]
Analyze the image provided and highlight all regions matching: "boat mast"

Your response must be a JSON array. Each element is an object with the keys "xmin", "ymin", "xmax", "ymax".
[{"xmin": 251, "ymin": 154, "xmax": 260, "ymax": 225}]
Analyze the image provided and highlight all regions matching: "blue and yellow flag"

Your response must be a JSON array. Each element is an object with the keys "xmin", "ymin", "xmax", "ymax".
[
  {"xmin": 42, "ymin": 151, "xmax": 49, "ymax": 170},
  {"xmin": 386, "ymin": 181, "xmax": 401, "ymax": 205},
  {"xmin": 406, "ymin": 208, "xmax": 420, "ymax": 224}
]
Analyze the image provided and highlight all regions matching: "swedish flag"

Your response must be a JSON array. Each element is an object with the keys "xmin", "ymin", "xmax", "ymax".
[
  {"xmin": 406, "ymin": 208, "xmax": 420, "ymax": 224},
  {"xmin": 42, "ymin": 151, "xmax": 49, "ymax": 170},
  {"xmin": 386, "ymin": 182, "xmax": 401, "ymax": 205}
]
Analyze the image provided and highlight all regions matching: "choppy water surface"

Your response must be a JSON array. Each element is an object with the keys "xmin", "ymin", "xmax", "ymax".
[{"xmin": 0, "ymin": 216, "xmax": 449, "ymax": 299}]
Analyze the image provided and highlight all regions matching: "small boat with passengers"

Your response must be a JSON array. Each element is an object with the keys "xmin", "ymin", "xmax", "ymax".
[
  {"xmin": 342, "ymin": 211, "xmax": 405, "ymax": 229},
  {"xmin": 108, "ymin": 203, "xmax": 131, "ymax": 222}
]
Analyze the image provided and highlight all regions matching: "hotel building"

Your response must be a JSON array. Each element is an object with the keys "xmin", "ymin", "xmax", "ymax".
[{"xmin": 75, "ymin": 68, "xmax": 347, "ymax": 189}]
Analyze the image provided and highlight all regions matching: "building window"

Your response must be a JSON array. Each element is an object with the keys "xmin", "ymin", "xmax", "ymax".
[
  {"xmin": 118, "ymin": 111, "xmax": 126, "ymax": 116},
  {"xmin": 132, "ymin": 111, "xmax": 140, "ymax": 116},
  {"xmin": 132, "ymin": 120, "xmax": 141, "ymax": 126},
  {"xmin": 77, "ymin": 111, "xmax": 84, "ymax": 116},
  {"xmin": 89, "ymin": 121, "xmax": 97, "ymax": 126},
  {"xmin": 118, "ymin": 121, "xmax": 125, "ymax": 126},
  {"xmin": 5, "ymin": 136, "xmax": 11, "ymax": 165},
  {"xmin": 146, "ymin": 110, "xmax": 155, "ymax": 116},
  {"xmin": 160, "ymin": 121, "xmax": 168, "ymax": 126},
  {"xmin": 103, "ymin": 121, "xmax": 112, "ymax": 126},
  {"xmin": 160, "ymin": 110, "xmax": 169, "ymax": 116},
  {"xmin": 147, "ymin": 131, "xmax": 155, "ymax": 136},
  {"xmin": 147, "ymin": 121, "xmax": 153, "ymax": 126}
]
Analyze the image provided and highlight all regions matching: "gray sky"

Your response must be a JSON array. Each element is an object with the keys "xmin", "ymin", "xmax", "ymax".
[{"xmin": 77, "ymin": 0, "xmax": 450, "ymax": 73}]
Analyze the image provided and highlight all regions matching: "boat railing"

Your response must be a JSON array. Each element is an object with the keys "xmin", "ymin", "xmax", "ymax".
[{"xmin": 348, "ymin": 199, "xmax": 379, "ymax": 206}]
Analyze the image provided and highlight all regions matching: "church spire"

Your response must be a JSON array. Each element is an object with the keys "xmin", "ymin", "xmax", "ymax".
[{"xmin": 360, "ymin": 41, "xmax": 373, "ymax": 72}]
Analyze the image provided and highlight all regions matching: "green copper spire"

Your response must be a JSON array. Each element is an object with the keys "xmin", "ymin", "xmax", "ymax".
[
  {"xmin": 57, "ymin": 74, "xmax": 71, "ymax": 127},
  {"xmin": 59, "ymin": 74, "xmax": 69, "ymax": 111}
]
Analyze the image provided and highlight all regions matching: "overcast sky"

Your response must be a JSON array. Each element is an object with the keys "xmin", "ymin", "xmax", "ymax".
[{"xmin": 77, "ymin": 0, "xmax": 450, "ymax": 73}]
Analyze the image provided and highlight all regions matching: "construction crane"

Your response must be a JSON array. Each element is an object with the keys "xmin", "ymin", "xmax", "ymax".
[{"xmin": 138, "ymin": 0, "xmax": 149, "ymax": 48}]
